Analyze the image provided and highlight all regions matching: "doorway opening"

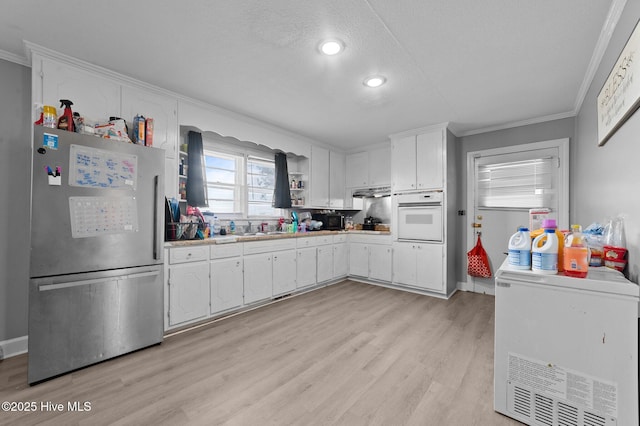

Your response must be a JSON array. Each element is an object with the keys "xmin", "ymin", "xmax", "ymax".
[{"xmin": 465, "ymin": 139, "xmax": 569, "ymax": 294}]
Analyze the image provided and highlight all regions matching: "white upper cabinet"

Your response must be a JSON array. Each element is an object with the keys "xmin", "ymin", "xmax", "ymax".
[
  {"xmin": 36, "ymin": 55, "xmax": 180, "ymax": 199},
  {"xmin": 329, "ymin": 150, "xmax": 345, "ymax": 209},
  {"xmin": 310, "ymin": 146, "xmax": 329, "ymax": 207},
  {"xmin": 40, "ymin": 57, "xmax": 121, "ymax": 123},
  {"xmin": 391, "ymin": 135, "xmax": 418, "ymax": 191},
  {"xmin": 391, "ymin": 128, "xmax": 444, "ymax": 192},
  {"xmin": 416, "ymin": 130, "xmax": 444, "ymax": 190},
  {"xmin": 121, "ymin": 85, "xmax": 178, "ymax": 158},
  {"xmin": 346, "ymin": 152, "xmax": 369, "ymax": 187},
  {"xmin": 368, "ymin": 146, "xmax": 391, "ymax": 186},
  {"xmin": 310, "ymin": 146, "xmax": 345, "ymax": 208},
  {"xmin": 345, "ymin": 147, "xmax": 391, "ymax": 188}
]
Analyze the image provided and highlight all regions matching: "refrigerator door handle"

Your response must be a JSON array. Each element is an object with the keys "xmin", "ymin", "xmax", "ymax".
[
  {"xmin": 39, "ymin": 270, "xmax": 161, "ymax": 292},
  {"xmin": 153, "ymin": 175, "xmax": 161, "ymax": 260}
]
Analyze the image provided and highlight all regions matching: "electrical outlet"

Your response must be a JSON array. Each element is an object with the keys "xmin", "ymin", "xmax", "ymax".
[{"xmin": 457, "ymin": 210, "xmax": 466, "ymax": 216}]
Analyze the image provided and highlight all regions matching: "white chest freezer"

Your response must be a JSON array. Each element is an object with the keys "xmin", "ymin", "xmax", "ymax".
[{"xmin": 494, "ymin": 260, "xmax": 639, "ymax": 426}]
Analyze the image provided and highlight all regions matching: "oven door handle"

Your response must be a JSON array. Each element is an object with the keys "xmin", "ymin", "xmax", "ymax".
[{"xmin": 398, "ymin": 202, "xmax": 442, "ymax": 207}]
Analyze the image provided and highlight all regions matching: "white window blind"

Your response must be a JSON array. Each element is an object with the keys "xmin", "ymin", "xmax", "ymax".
[
  {"xmin": 477, "ymin": 157, "xmax": 556, "ymax": 208},
  {"xmin": 203, "ymin": 150, "xmax": 243, "ymax": 214},
  {"xmin": 247, "ymin": 156, "xmax": 280, "ymax": 217}
]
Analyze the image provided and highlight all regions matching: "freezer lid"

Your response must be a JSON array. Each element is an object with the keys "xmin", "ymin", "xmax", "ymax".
[
  {"xmin": 496, "ymin": 259, "xmax": 640, "ymax": 298},
  {"xmin": 30, "ymin": 126, "xmax": 165, "ymax": 278}
]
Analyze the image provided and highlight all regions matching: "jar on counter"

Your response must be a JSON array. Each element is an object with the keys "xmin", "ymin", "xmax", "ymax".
[{"xmin": 345, "ymin": 216, "xmax": 354, "ymax": 230}]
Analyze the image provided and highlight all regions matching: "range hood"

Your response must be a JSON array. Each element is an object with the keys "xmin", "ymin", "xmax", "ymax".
[{"xmin": 352, "ymin": 186, "xmax": 391, "ymax": 198}]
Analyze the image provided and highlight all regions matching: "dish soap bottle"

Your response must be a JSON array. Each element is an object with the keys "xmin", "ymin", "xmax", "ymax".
[{"xmin": 564, "ymin": 224, "xmax": 589, "ymax": 278}]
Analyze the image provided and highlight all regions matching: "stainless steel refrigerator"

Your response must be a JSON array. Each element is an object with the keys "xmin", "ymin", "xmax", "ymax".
[{"xmin": 28, "ymin": 125, "xmax": 165, "ymax": 384}]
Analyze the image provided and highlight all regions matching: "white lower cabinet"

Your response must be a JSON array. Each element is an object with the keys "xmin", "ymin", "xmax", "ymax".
[
  {"xmin": 296, "ymin": 247, "xmax": 317, "ymax": 289},
  {"xmin": 244, "ymin": 239, "xmax": 297, "ymax": 302},
  {"xmin": 243, "ymin": 253, "xmax": 273, "ymax": 304},
  {"xmin": 167, "ymin": 246, "xmax": 210, "ymax": 327},
  {"xmin": 165, "ymin": 232, "xmax": 407, "ymax": 332},
  {"xmin": 210, "ymin": 257, "xmax": 243, "ymax": 314},
  {"xmin": 333, "ymin": 243, "xmax": 348, "ymax": 278},
  {"xmin": 349, "ymin": 243, "xmax": 369, "ymax": 277},
  {"xmin": 273, "ymin": 250, "xmax": 297, "ymax": 296},
  {"xmin": 369, "ymin": 245, "xmax": 392, "ymax": 282},
  {"xmin": 392, "ymin": 242, "xmax": 444, "ymax": 293},
  {"xmin": 317, "ymin": 244, "xmax": 333, "ymax": 283}
]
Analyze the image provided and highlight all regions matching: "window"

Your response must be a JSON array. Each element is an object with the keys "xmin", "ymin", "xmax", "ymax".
[
  {"xmin": 477, "ymin": 157, "xmax": 556, "ymax": 209},
  {"xmin": 247, "ymin": 156, "xmax": 278, "ymax": 216},
  {"xmin": 202, "ymin": 148, "xmax": 284, "ymax": 218},
  {"xmin": 204, "ymin": 151, "xmax": 242, "ymax": 214}
]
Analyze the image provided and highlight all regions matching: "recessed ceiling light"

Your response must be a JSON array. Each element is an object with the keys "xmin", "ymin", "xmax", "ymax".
[
  {"xmin": 319, "ymin": 39, "xmax": 344, "ymax": 55},
  {"xmin": 363, "ymin": 76, "xmax": 386, "ymax": 88}
]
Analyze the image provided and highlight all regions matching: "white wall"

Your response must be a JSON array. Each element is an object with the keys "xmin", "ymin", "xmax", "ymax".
[
  {"xmin": 0, "ymin": 59, "xmax": 31, "ymax": 342},
  {"xmin": 574, "ymin": 0, "xmax": 640, "ymax": 283}
]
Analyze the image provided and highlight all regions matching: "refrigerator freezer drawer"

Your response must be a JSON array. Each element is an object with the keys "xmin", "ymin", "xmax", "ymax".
[{"xmin": 28, "ymin": 265, "xmax": 163, "ymax": 384}]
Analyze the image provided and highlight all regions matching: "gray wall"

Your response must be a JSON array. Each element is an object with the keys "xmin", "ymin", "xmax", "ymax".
[
  {"xmin": 574, "ymin": 0, "xmax": 640, "ymax": 284},
  {"xmin": 454, "ymin": 118, "xmax": 575, "ymax": 284},
  {"xmin": 0, "ymin": 59, "xmax": 31, "ymax": 341}
]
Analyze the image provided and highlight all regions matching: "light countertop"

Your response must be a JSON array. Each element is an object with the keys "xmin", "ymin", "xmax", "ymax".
[{"xmin": 165, "ymin": 229, "xmax": 390, "ymax": 247}]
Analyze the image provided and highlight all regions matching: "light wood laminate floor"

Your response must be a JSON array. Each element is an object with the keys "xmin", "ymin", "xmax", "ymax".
[{"xmin": 0, "ymin": 281, "xmax": 520, "ymax": 425}]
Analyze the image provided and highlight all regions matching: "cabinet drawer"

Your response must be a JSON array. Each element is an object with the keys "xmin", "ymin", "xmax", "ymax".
[
  {"xmin": 334, "ymin": 234, "xmax": 347, "ymax": 244},
  {"xmin": 210, "ymin": 243, "xmax": 243, "ymax": 259},
  {"xmin": 296, "ymin": 237, "xmax": 318, "ymax": 248},
  {"xmin": 169, "ymin": 245, "xmax": 209, "ymax": 264},
  {"xmin": 243, "ymin": 238, "xmax": 296, "ymax": 255},
  {"xmin": 316, "ymin": 235, "xmax": 333, "ymax": 245}
]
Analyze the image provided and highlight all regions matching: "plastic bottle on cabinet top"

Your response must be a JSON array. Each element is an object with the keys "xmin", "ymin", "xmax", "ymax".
[
  {"xmin": 564, "ymin": 224, "xmax": 589, "ymax": 278},
  {"xmin": 532, "ymin": 229, "xmax": 558, "ymax": 274},
  {"xmin": 531, "ymin": 218, "xmax": 565, "ymax": 272},
  {"xmin": 43, "ymin": 105, "xmax": 57, "ymax": 128},
  {"xmin": 508, "ymin": 227, "xmax": 531, "ymax": 269}
]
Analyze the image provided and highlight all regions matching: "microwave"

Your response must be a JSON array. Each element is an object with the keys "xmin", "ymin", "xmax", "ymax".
[{"xmin": 312, "ymin": 213, "xmax": 344, "ymax": 230}]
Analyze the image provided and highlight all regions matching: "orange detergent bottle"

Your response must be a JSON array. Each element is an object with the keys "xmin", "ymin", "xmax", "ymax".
[
  {"xmin": 530, "ymin": 219, "xmax": 565, "ymax": 272},
  {"xmin": 564, "ymin": 224, "xmax": 589, "ymax": 278}
]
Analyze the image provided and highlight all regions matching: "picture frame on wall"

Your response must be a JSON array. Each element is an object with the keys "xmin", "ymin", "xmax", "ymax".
[{"xmin": 597, "ymin": 19, "xmax": 640, "ymax": 146}]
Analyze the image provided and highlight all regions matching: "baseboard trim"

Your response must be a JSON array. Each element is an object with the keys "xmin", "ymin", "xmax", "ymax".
[
  {"xmin": 457, "ymin": 280, "xmax": 496, "ymax": 296},
  {"xmin": 0, "ymin": 335, "xmax": 28, "ymax": 360},
  {"xmin": 349, "ymin": 277, "xmax": 456, "ymax": 300},
  {"xmin": 457, "ymin": 281, "xmax": 474, "ymax": 292}
]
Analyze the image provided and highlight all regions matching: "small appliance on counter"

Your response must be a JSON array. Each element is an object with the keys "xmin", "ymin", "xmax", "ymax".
[
  {"xmin": 362, "ymin": 216, "xmax": 381, "ymax": 230},
  {"xmin": 312, "ymin": 212, "xmax": 344, "ymax": 230}
]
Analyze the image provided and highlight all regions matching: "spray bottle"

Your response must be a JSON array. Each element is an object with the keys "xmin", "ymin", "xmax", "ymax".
[{"xmin": 57, "ymin": 99, "xmax": 75, "ymax": 132}]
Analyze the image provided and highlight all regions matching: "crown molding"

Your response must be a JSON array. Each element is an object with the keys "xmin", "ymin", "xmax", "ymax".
[
  {"xmin": 573, "ymin": 0, "xmax": 627, "ymax": 114},
  {"xmin": 455, "ymin": 111, "xmax": 576, "ymax": 138},
  {"xmin": 0, "ymin": 48, "xmax": 30, "ymax": 67},
  {"xmin": 388, "ymin": 122, "xmax": 450, "ymax": 140}
]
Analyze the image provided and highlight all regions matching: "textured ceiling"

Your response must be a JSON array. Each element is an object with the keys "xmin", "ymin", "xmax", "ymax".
[{"xmin": 0, "ymin": 0, "xmax": 614, "ymax": 149}]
